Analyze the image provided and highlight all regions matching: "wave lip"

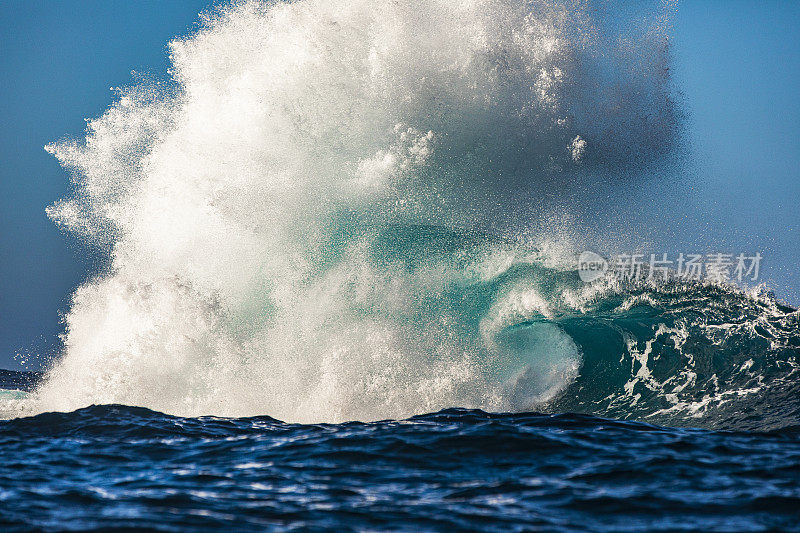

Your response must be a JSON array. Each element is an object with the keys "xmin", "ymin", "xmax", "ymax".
[{"xmin": 490, "ymin": 320, "xmax": 582, "ymax": 409}]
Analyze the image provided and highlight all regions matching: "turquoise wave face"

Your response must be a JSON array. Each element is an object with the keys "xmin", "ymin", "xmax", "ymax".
[
  {"xmin": 405, "ymin": 225, "xmax": 799, "ymax": 431},
  {"xmin": 551, "ymin": 286, "xmax": 799, "ymax": 430},
  {"xmin": 269, "ymin": 222, "xmax": 800, "ymax": 430}
]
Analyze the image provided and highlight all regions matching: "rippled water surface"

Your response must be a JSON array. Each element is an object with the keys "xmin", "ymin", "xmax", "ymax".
[{"xmin": 1, "ymin": 394, "xmax": 798, "ymax": 531}]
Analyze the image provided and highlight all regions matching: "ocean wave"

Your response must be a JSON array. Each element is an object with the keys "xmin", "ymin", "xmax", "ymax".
[{"xmin": 13, "ymin": 0, "xmax": 797, "ymax": 430}]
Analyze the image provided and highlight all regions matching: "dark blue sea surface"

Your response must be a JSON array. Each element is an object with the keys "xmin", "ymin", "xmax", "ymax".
[{"xmin": 1, "ymin": 385, "xmax": 799, "ymax": 531}]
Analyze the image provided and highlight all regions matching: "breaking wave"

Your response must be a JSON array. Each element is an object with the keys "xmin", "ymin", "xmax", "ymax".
[{"xmin": 8, "ymin": 0, "xmax": 798, "ymax": 430}]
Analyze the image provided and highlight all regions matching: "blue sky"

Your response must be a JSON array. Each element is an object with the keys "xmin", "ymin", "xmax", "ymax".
[
  {"xmin": 0, "ymin": 0, "xmax": 212, "ymax": 370},
  {"xmin": 673, "ymin": 0, "xmax": 800, "ymax": 298},
  {"xmin": 1, "ymin": 0, "xmax": 799, "ymax": 370}
]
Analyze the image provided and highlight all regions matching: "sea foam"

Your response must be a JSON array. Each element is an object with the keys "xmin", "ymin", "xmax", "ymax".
[{"xmin": 31, "ymin": 0, "xmax": 681, "ymax": 422}]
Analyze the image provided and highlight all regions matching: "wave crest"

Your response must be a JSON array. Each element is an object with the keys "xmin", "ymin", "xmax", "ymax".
[{"xmin": 24, "ymin": 1, "xmax": 773, "ymax": 427}]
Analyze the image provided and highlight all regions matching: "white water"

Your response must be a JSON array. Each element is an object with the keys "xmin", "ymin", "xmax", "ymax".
[{"xmin": 26, "ymin": 0, "xmax": 678, "ymax": 422}]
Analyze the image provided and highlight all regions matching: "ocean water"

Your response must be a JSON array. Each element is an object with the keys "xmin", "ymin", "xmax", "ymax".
[
  {"xmin": 3, "ymin": 0, "xmax": 800, "ymax": 530},
  {"xmin": 1, "ymin": 373, "xmax": 799, "ymax": 531}
]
